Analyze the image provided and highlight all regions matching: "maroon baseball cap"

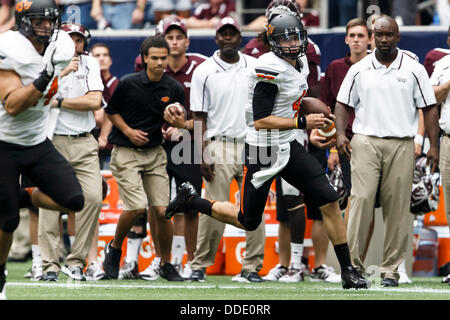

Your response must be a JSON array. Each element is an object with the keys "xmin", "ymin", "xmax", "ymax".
[
  {"xmin": 162, "ymin": 17, "xmax": 187, "ymax": 35},
  {"xmin": 215, "ymin": 16, "xmax": 241, "ymax": 33}
]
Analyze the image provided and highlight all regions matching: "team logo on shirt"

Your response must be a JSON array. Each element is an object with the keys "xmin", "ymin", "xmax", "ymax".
[
  {"xmin": 161, "ymin": 96, "xmax": 170, "ymax": 102},
  {"xmin": 396, "ymin": 77, "xmax": 407, "ymax": 83}
]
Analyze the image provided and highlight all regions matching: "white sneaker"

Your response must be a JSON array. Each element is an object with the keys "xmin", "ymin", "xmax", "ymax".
[
  {"xmin": 262, "ymin": 264, "xmax": 288, "ymax": 281},
  {"xmin": 85, "ymin": 261, "xmax": 106, "ymax": 281},
  {"xmin": 33, "ymin": 264, "xmax": 43, "ymax": 281},
  {"xmin": 398, "ymin": 260, "xmax": 412, "ymax": 284},
  {"xmin": 310, "ymin": 265, "xmax": 341, "ymax": 283},
  {"xmin": 279, "ymin": 267, "xmax": 304, "ymax": 283},
  {"xmin": 139, "ymin": 257, "xmax": 160, "ymax": 281},
  {"xmin": 0, "ymin": 287, "xmax": 6, "ymax": 300},
  {"xmin": 442, "ymin": 274, "xmax": 450, "ymax": 283},
  {"xmin": 181, "ymin": 261, "xmax": 192, "ymax": 279}
]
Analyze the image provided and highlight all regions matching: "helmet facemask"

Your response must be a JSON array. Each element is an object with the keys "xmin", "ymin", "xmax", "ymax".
[
  {"xmin": 16, "ymin": 6, "xmax": 60, "ymax": 47},
  {"xmin": 267, "ymin": 13, "xmax": 308, "ymax": 60}
]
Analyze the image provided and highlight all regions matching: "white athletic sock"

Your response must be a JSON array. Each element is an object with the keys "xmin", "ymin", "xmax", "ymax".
[
  {"xmin": 69, "ymin": 236, "xmax": 75, "ymax": 247},
  {"xmin": 31, "ymin": 244, "xmax": 41, "ymax": 266},
  {"xmin": 125, "ymin": 238, "xmax": 142, "ymax": 264},
  {"xmin": 170, "ymin": 235, "xmax": 185, "ymax": 265},
  {"xmin": 290, "ymin": 243, "xmax": 304, "ymax": 270},
  {"xmin": 399, "ymin": 259, "xmax": 407, "ymax": 273}
]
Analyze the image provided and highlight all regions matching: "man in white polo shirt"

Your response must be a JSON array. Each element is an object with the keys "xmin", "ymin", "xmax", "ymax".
[
  {"xmin": 38, "ymin": 22, "xmax": 104, "ymax": 282},
  {"xmin": 430, "ymin": 45, "xmax": 450, "ymax": 286},
  {"xmin": 335, "ymin": 15, "xmax": 440, "ymax": 287},
  {"xmin": 187, "ymin": 16, "xmax": 266, "ymax": 283}
]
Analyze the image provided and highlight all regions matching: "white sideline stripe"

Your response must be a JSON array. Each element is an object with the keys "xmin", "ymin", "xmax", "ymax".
[{"xmin": 6, "ymin": 282, "xmax": 450, "ymax": 294}]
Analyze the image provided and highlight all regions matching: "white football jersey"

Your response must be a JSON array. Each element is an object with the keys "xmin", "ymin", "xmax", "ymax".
[
  {"xmin": 0, "ymin": 30, "xmax": 74, "ymax": 146},
  {"xmin": 245, "ymin": 52, "xmax": 309, "ymax": 146}
]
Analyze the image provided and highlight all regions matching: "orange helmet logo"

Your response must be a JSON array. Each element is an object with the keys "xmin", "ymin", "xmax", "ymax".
[
  {"xmin": 16, "ymin": 0, "xmax": 32, "ymax": 12},
  {"xmin": 267, "ymin": 24, "xmax": 274, "ymax": 35}
]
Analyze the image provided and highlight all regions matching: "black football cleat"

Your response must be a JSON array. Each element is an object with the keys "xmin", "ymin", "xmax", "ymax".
[
  {"xmin": 341, "ymin": 266, "xmax": 370, "ymax": 289},
  {"xmin": 165, "ymin": 182, "xmax": 198, "ymax": 219},
  {"xmin": 103, "ymin": 240, "xmax": 122, "ymax": 279},
  {"xmin": 159, "ymin": 263, "xmax": 185, "ymax": 282},
  {"xmin": 381, "ymin": 278, "xmax": 399, "ymax": 287}
]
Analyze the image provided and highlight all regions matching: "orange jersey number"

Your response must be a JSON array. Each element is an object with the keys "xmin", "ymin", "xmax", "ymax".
[
  {"xmin": 291, "ymin": 89, "xmax": 307, "ymax": 117},
  {"xmin": 43, "ymin": 77, "xmax": 58, "ymax": 106}
]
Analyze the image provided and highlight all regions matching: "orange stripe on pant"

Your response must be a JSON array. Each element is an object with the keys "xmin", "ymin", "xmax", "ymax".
[{"xmin": 240, "ymin": 165, "xmax": 248, "ymax": 215}]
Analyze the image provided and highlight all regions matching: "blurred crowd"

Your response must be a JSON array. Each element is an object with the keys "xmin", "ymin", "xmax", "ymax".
[{"xmin": 0, "ymin": 0, "xmax": 448, "ymax": 34}]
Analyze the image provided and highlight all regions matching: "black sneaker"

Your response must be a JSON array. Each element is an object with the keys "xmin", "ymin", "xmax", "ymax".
[
  {"xmin": 41, "ymin": 271, "xmax": 59, "ymax": 282},
  {"xmin": 103, "ymin": 240, "xmax": 122, "ymax": 279},
  {"xmin": 341, "ymin": 266, "xmax": 370, "ymax": 289},
  {"xmin": 165, "ymin": 182, "xmax": 198, "ymax": 219},
  {"xmin": 232, "ymin": 271, "xmax": 265, "ymax": 283},
  {"xmin": 61, "ymin": 265, "xmax": 86, "ymax": 281},
  {"xmin": 381, "ymin": 277, "xmax": 399, "ymax": 287},
  {"xmin": 189, "ymin": 269, "xmax": 206, "ymax": 282},
  {"xmin": 159, "ymin": 262, "xmax": 185, "ymax": 281}
]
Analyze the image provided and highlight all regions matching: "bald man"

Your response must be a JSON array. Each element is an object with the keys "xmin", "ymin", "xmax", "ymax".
[{"xmin": 334, "ymin": 15, "xmax": 440, "ymax": 287}]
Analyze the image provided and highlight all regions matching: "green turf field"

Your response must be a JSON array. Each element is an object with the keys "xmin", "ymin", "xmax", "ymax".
[{"xmin": 3, "ymin": 261, "xmax": 450, "ymax": 300}]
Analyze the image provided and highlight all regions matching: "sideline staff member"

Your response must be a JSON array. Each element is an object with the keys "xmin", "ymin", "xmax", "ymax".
[{"xmin": 103, "ymin": 36, "xmax": 185, "ymax": 281}]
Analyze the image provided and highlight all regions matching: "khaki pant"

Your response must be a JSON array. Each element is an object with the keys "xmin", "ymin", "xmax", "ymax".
[
  {"xmin": 440, "ymin": 135, "xmax": 450, "ymax": 231},
  {"xmin": 39, "ymin": 134, "xmax": 102, "ymax": 272},
  {"xmin": 110, "ymin": 145, "xmax": 169, "ymax": 210},
  {"xmin": 347, "ymin": 134, "xmax": 414, "ymax": 280},
  {"xmin": 191, "ymin": 141, "xmax": 266, "ymax": 273}
]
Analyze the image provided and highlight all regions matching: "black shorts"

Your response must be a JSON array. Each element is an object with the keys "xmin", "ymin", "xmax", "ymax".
[
  {"xmin": 304, "ymin": 143, "xmax": 328, "ymax": 221},
  {"xmin": 163, "ymin": 140, "xmax": 202, "ymax": 212},
  {"xmin": 275, "ymin": 176, "xmax": 304, "ymax": 223},
  {"xmin": 0, "ymin": 139, "xmax": 84, "ymax": 232},
  {"xmin": 237, "ymin": 141, "xmax": 339, "ymax": 231}
]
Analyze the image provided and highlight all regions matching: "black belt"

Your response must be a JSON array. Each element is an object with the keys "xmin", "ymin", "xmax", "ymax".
[
  {"xmin": 54, "ymin": 132, "xmax": 89, "ymax": 138},
  {"xmin": 210, "ymin": 136, "xmax": 244, "ymax": 143}
]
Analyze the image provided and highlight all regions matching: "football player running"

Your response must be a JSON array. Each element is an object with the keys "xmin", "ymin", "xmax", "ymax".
[
  {"xmin": 0, "ymin": 0, "xmax": 84, "ymax": 299},
  {"xmin": 166, "ymin": 12, "xmax": 369, "ymax": 290}
]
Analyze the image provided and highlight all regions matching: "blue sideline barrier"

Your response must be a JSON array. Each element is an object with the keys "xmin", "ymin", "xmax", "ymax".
[{"xmin": 89, "ymin": 28, "xmax": 449, "ymax": 79}]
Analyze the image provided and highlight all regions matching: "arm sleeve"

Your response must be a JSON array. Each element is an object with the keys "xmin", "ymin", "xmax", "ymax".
[
  {"xmin": 336, "ymin": 66, "xmax": 359, "ymax": 108},
  {"xmin": 252, "ymin": 81, "xmax": 278, "ymax": 121},
  {"xmin": 174, "ymin": 82, "xmax": 186, "ymax": 107},
  {"xmin": 105, "ymin": 80, "xmax": 124, "ymax": 115},
  {"xmin": 86, "ymin": 57, "xmax": 104, "ymax": 93},
  {"xmin": 190, "ymin": 67, "xmax": 209, "ymax": 113},
  {"xmin": 413, "ymin": 65, "xmax": 437, "ymax": 108}
]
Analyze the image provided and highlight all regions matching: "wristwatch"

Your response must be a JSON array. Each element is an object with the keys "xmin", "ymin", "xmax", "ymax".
[{"xmin": 56, "ymin": 97, "xmax": 64, "ymax": 109}]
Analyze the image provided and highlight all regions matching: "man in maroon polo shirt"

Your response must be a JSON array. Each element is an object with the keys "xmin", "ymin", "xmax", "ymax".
[{"xmin": 133, "ymin": 18, "xmax": 207, "ymax": 280}]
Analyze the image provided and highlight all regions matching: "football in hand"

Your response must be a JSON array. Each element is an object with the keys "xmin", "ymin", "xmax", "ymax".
[
  {"xmin": 300, "ymin": 97, "xmax": 336, "ymax": 142},
  {"xmin": 165, "ymin": 102, "xmax": 187, "ymax": 120}
]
